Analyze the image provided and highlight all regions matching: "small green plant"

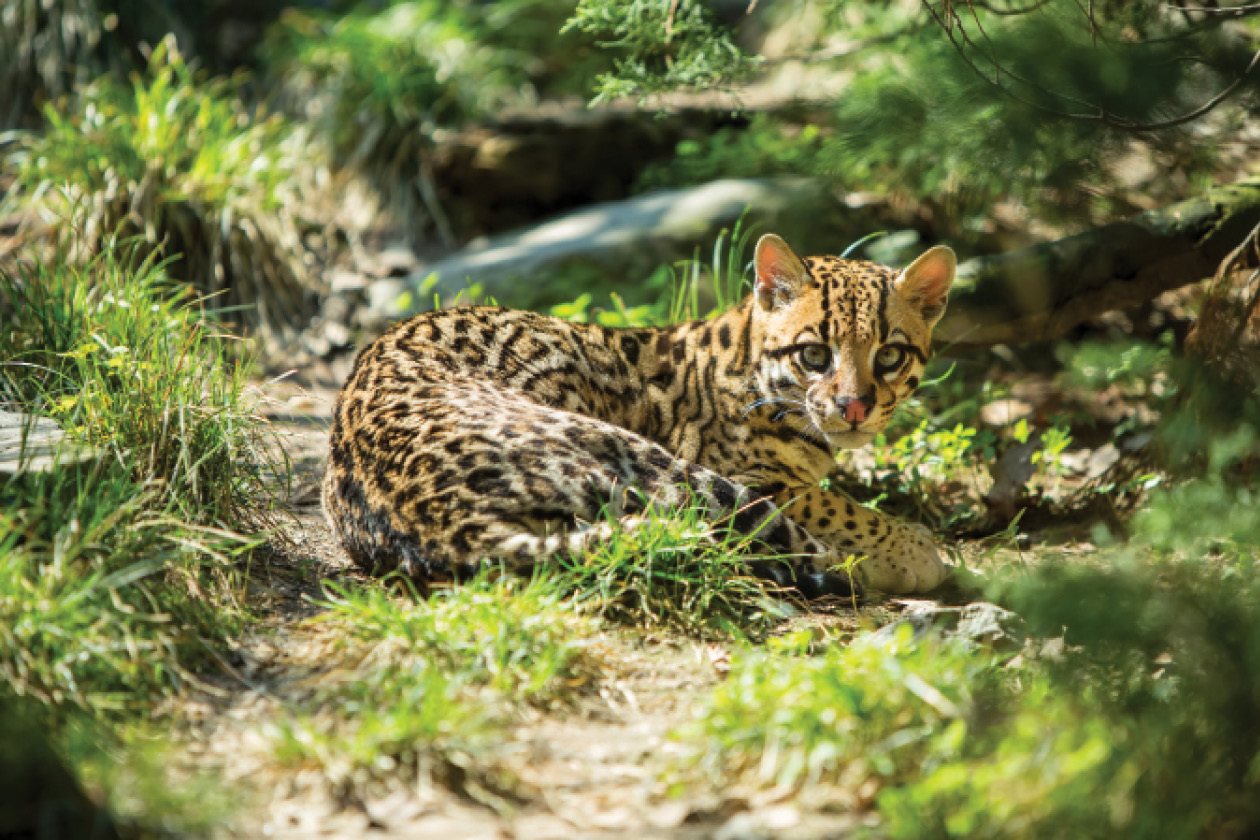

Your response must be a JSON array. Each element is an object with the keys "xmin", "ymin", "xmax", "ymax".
[
  {"xmin": 867, "ymin": 419, "xmax": 988, "ymax": 528},
  {"xmin": 831, "ymin": 553, "xmax": 866, "ymax": 613},
  {"xmin": 4, "ymin": 38, "xmax": 322, "ymax": 340}
]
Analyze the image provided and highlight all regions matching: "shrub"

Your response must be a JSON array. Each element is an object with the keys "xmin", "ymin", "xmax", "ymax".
[
  {"xmin": 4, "ymin": 37, "xmax": 323, "ymax": 342},
  {"xmin": 264, "ymin": 1, "xmax": 585, "ymax": 243},
  {"xmin": 680, "ymin": 537, "xmax": 1260, "ymax": 838}
]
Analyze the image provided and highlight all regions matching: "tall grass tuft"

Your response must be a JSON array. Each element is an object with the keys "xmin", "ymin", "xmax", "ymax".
[
  {"xmin": 0, "ymin": 236, "xmax": 275, "ymax": 720},
  {"xmin": 4, "ymin": 37, "xmax": 323, "ymax": 342},
  {"xmin": 559, "ymin": 501, "xmax": 794, "ymax": 639}
]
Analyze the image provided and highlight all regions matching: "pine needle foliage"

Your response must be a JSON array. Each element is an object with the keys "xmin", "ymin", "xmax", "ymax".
[
  {"xmin": 595, "ymin": 0, "xmax": 1259, "ymax": 231},
  {"xmin": 564, "ymin": 0, "xmax": 759, "ymax": 103}
]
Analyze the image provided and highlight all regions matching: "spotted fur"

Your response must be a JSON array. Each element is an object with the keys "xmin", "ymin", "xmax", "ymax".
[{"xmin": 324, "ymin": 234, "xmax": 956, "ymax": 595}]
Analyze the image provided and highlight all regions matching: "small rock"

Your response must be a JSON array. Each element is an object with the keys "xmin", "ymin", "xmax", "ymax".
[
  {"xmin": 716, "ymin": 812, "xmax": 772, "ymax": 840},
  {"xmin": 322, "ymin": 321, "xmax": 351, "ymax": 350},
  {"xmin": 870, "ymin": 600, "xmax": 1022, "ymax": 650},
  {"xmin": 329, "ymin": 268, "xmax": 369, "ymax": 293},
  {"xmin": 955, "ymin": 602, "xmax": 1019, "ymax": 646},
  {"xmin": 372, "ymin": 244, "xmax": 420, "ymax": 278},
  {"xmin": 979, "ymin": 398, "xmax": 1034, "ymax": 427},
  {"xmin": 1085, "ymin": 443, "xmax": 1122, "ymax": 477},
  {"xmin": 366, "ymin": 278, "xmax": 409, "ymax": 320}
]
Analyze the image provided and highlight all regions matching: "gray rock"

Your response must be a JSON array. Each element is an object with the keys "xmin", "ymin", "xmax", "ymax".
[
  {"xmin": 371, "ymin": 243, "xmax": 420, "ymax": 278},
  {"xmin": 869, "ymin": 600, "xmax": 1023, "ymax": 650},
  {"xmin": 368, "ymin": 178, "xmax": 838, "ymax": 320}
]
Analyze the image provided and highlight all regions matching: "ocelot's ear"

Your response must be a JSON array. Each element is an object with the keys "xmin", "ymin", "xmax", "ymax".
[
  {"xmin": 754, "ymin": 234, "xmax": 810, "ymax": 311},
  {"xmin": 895, "ymin": 245, "xmax": 956, "ymax": 327}
]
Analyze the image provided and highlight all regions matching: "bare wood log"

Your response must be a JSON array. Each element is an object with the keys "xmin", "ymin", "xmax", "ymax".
[
  {"xmin": 936, "ymin": 179, "xmax": 1260, "ymax": 348},
  {"xmin": 0, "ymin": 408, "xmax": 96, "ymax": 476}
]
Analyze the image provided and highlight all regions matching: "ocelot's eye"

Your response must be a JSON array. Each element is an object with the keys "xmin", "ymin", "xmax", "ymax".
[
  {"xmin": 798, "ymin": 344, "xmax": 831, "ymax": 372},
  {"xmin": 874, "ymin": 345, "xmax": 907, "ymax": 375}
]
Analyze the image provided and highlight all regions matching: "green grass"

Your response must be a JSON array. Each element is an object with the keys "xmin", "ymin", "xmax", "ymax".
[
  {"xmin": 0, "ymin": 241, "xmax": 274, "ymax": 526},
  {"xmin": 3, "ymin": 37, "xmax": 321, "ymax": 340},
  {"xmin": 0, "ymin": 237, "xmax": 274, "ymax": 829},
  {"xmin": 272, "ymin": 573, "xmax": 597, "ymax": 797},
  {"xmin": 677, "ymin": 626, "xmax": 991, "ymax": 796},
  {"xmin": 558, "ymin": 501, "xmax": 797, "ymax": 640},
  {"xmin": 316, "ymin": 574, "xmax": 599, "ymax": 705}
]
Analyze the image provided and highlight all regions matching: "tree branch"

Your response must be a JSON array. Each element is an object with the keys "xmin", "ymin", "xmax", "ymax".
[{"xmin": 937, "ymin": 179, "xmax": 1260, "ymax": 348}]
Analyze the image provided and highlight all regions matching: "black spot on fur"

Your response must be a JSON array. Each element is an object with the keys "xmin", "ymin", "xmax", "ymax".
[{"xmin": 620, "ymin": 334, "xmax": 641, "ymax": 365}]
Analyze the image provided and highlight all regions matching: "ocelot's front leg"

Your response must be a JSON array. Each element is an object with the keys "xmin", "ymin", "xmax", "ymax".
[{"xmin": 775, "ymin": 484, "xmax": 949, "ymax": 594}]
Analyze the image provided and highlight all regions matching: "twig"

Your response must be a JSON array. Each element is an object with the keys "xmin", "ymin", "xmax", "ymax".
[
  {"xmin": 965, "ymin": 0, "xmax": 1053, "ymax": 15},
  {"xmin": 1167, "ymin": 2, "xmax": 1260, "ymax": 13}
]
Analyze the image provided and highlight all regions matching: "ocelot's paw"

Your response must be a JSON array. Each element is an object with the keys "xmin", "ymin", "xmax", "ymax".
[
  {"xmin": 857, "ymin": 523, "xmax": 950, "ymax": 595},
  {"xmin": 748, "ymin": 560, "xmax": 862, "ymax": 601}
]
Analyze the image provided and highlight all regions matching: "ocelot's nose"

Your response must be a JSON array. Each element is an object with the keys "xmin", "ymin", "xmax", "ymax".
[{"xmin": 835, "ymin": 395, "xmax": 871, "ymax": 424}]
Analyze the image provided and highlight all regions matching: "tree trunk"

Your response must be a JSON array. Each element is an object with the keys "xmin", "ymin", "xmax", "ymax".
[{"xmin": 936, "ymin": 179, "xmax": 1260, "ymax": 348}]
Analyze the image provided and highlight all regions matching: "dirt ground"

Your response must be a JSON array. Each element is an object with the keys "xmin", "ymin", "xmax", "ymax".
[{"xmin": 159, "ymin": 368, "xmax": 879, "ymax": 839}]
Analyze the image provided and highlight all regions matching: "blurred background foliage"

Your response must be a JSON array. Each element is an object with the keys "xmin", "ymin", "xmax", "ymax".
[{"xmin": 2, "ymin": 0, "xmax": 1260, "ymax": 835}]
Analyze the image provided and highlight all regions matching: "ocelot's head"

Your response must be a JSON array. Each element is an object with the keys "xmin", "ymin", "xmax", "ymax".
[{"xmin": 750, "ymin": 233, "xmax": 956, "ymax": 450}]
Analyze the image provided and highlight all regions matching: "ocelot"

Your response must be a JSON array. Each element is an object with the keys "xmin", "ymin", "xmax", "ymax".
[{"xmin": 324, "ymin": 234, "xmax": 955, "ymax": 596}]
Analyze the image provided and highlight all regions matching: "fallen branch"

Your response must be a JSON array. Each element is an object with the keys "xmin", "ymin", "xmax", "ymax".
[{"xmin": 937, "ymin": 179, "xmax": 1260, "ymax": 347}]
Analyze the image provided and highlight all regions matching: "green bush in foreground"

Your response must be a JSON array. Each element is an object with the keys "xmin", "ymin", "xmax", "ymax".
[
  {"xmin": 0, "ymin": 239, "xmax": 271, "ymax": 720},
  {"xmin": 4, "ymin": 37, "xmax": 321, "ymax": 339},
  {"xmin": 681, "ymin": 548, "xmax": 1260, "ymax": 837}
]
